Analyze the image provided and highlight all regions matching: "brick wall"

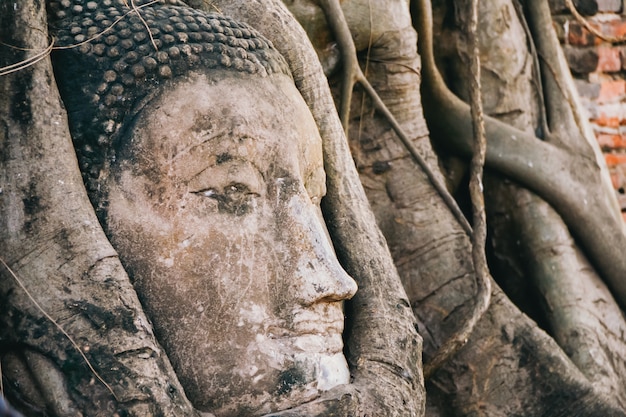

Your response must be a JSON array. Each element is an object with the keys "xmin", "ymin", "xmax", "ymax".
[{"xmin": 551, "ymin": 0, "xmax": 626, "ymax": 219}]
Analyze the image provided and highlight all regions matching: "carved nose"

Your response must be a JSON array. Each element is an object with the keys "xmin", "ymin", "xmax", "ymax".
[
  {"xmin": 294, "ymin": 206, "xmax": 358, "ymax": 305},
  {"xmin": 307, "ymin": 256, "xmax": 358, "ymax": 304}
]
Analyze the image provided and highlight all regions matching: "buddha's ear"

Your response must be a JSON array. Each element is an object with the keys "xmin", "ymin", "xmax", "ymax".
[{"xmin": 0, "ymin": 2, "xmax": 196, "ymax": 415}]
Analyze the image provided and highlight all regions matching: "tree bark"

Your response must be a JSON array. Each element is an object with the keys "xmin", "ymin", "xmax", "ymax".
[
  {"xmin": 414, "ymin": 0, "xmax": 626, "ymax": 311},
  {"xmin": 431, "ymin": 0, "xmax": 626, "ymax": 406},
  {"xmin": 3, "ymin": 0, "xmax": 626, "ymax": 415}
]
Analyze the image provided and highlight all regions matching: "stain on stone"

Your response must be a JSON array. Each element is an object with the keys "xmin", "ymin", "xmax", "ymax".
[
  {"xmin": 61, "ymin": 342, "xmax": 130, "ymax": 393},
  {"xmin": 313, "ymin": 283, "xmax": 328, "ymax": 294},
  {"xmin": 1, "ymin": 3, "xmax": 34, "ymax": 128},
  {"xmin": 275, "ymin": 174, "xmax": 298, "ymax": 201},
  {"xmin": 360, "ymin": 136, "xmax": 382, "ymax": 153},
  {"xmin": 32, "ymin": 326, "xmax": 48, "ymax": 340},
  {"xmin": 22, "ymin": 182, "xmax": 45, "ymax": 234},
  {"xmin": 216, "ymin": 153, "xmax": 233, "ymax": 164},
  {"xmin": 516, "ymin": 340, "xmax": 531, "ymax": 368},
  {"xmin": 276, "ymin": 367, "xmax": 306, "ymax": 395}
]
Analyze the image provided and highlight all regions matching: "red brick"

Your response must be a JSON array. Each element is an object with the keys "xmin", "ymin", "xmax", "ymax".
[
  {"xmin": 594, "ymin": 115, "xmax": 621, "ymax": 127},
  {"xmin": 598, "ymin": 134, "xmax": 618, "ymax": 148},
  {"xmin": 597, "ymin": 46, "xmax": 622, "ymax": 72},
  {"xmin": 596, "ymin": 133, "xmax": 626, "ymax": 149},
  {"xmin": 620, "ymin": 46, "xmax": 626, "ymax": 70},
  {"xmin": 604, "ymin": 153, "xmax": 626, "ymax": 166},
  {"xmin": 597, "ymin": 79, "xmax": 626, "ymax": 102},
  {"xmin": 594, "ymin": 102, "xmax": 623, "ymax": 120},
  {"xmin": 612, "ymin": 136, "xmax": 626, "ymax": 148},
  {"xmin": 564, "ymin": 45, "xmax": 599, "ymax": 73},
  {"xmin": 605, "ymin": 18, "xmax": 626, "ymax": 38},
  {"xmin": 574, "ymin": 79, "xmax": 601, "ymax": 99},
  {"xmin": 568, "ymin": 21, "xmax": 601, "ymax": 46}
]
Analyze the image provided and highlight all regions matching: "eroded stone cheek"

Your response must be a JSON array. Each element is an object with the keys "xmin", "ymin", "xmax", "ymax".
[
  {"xmin": 215, "ymin": 193, "xmax": 256, "ymax": 216},
  {"xmin": 237, "ymin": 300, "xmax": 270, "ymax": 322}
]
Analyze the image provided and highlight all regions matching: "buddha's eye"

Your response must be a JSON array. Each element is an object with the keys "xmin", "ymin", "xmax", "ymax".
[
  {"xmin": 192, "ymin": 183, "xmax": 259, "ymax": 216},
  {"xmin": 195, "ymin": 188, "xmax": 218, "ymax": 198},
  {"xmin": 225, "ymin": 183, "xmax": 253, "ymax": 195}
]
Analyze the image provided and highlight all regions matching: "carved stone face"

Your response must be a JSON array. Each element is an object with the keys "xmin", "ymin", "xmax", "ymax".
[{"xmin": 102, "ymin": 71, "xmax": 357, "ymax": 415}]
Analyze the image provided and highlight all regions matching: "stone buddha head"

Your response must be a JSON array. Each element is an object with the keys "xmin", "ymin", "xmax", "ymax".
[{"xmin": 49, "ymin": 1, "xmax": 357, "ymax": 415}]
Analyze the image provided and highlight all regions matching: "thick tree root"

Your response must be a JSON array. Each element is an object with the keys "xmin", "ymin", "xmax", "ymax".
[
  {"xmin": 318, "ymin": 0, "xmax": 472, "ymax": 236},
  {"xmin": 412, "ymin": 0, "xmax": 626, "ymax": 309},
  {"xmin": 317, "ymin": 0, "xmax": 493, "ymax": 380}
]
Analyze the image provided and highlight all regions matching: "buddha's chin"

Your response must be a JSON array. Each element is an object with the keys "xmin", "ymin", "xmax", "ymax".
[
  {"xmin": 206, "ymin": 351, "xmax": 351, "ymax": 417},
  {"xmin": 288, "ymin": 350, "xmax": 351, "ymax": 392}
]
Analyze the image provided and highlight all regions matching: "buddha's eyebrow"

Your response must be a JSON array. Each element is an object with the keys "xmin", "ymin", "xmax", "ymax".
[
  {"xmin": 186, "ymin": 159, "xmax": 265, "ymax": 195},
  {"xmin": 165, "ymin": 128, "xmax": 231, "ymax": 164}
]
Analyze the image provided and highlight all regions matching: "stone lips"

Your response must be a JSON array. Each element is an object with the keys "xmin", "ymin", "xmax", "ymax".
[{"xmin": 47, "ymin": 0, "xmax": 291, "ymax": 199}]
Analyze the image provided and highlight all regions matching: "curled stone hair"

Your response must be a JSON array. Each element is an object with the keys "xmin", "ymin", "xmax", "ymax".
[{"xmin": 47, "ymin": 0, "xmax": 291, "ymax": 197}]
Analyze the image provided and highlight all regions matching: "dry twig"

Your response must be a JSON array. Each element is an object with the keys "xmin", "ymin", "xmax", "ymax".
[
  {"xmin": 131, "ymin": 0, "xmax": 159, "ymax": 50},
  {"xmin": 0, "ymin": 41, "xmax": 54, "ymax": 76},
  {"xmin": 422, "ymin": 0, "xmax": 492, "ymax": 380},
  {"xmin": 317, "ymin": 0, "xmax": 472, "ymax": 236},
  {"xmin": 565, "ymin": 0, "xmax": 626, "ymax": 44},
  {"xmin": 0, "ymin": 0, "xmax": 159, "ymax": 77}
]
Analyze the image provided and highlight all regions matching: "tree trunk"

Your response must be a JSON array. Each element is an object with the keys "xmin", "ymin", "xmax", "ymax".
[{"xmin": 436, "ymin": 0, "xmax": 626, "ymax": 405}]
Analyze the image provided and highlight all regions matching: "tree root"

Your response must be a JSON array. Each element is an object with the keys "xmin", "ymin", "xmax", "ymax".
[
  {"xmin": 412, "ymin": 0, "xmax": 626, "ymax": 310},
  {"xmin": 565, "ymin": 0, "xmax": 626, "ymax": 43},
  {"xmin": 0, "ymin": 258, "xmax": 116, "ymax": 401},
  {"xmin": 317, "ymin": 0, "xmax": 493, "ymax": 379},
  {"xmin": 318, "ymin": 0, "xmax": 472, "ymax": 236},
  {"xmin": 424, "ymin": 0, "xmax": 492, "ymax": 379},
  {"xmin": 0, "ymin": 2, "xmax": 199, "ymax": 414}
]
